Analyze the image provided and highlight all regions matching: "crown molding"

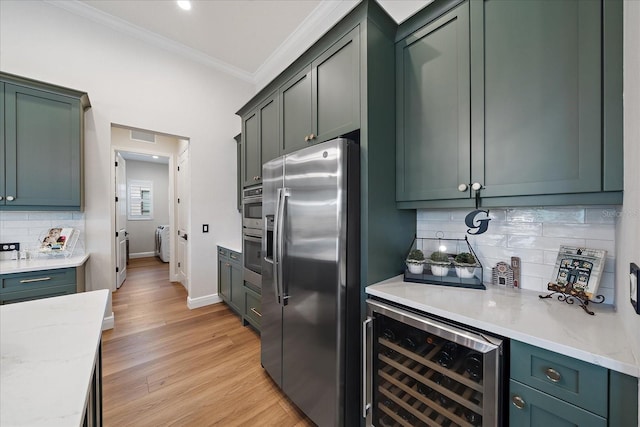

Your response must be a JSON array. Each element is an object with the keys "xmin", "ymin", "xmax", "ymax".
[
  {"xmin": 44, "ymin": 0, "xmax": 255, "ymax": 83},
  {"xmin": 253, "ymin": 1, "xmax": 359, "ymax": 91}
]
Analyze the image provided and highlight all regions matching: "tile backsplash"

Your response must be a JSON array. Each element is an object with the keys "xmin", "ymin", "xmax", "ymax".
[
  {"xmin": 0, "ymin": 211, "xmax": 85, "ymax": 260},
  {"xmin": 416, "ymin": 207, "xmax": 619, "ymax": 304}
]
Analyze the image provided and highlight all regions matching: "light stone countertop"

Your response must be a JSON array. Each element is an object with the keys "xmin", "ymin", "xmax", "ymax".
[
  {"xmin": 366, "ymin": 275, "xmax": 640, "ymax": 378},
  {"xmin": 0, "ymin": 254, "xmax": 90, "ymax": 275},
  {"xmin": 0, "ymin": 289, "xmax": 109, "ymax": 426}
]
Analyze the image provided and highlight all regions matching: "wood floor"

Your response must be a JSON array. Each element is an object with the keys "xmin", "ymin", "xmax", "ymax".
[{"xmin": 102, "ymin": 257, "xmax": 314, "ymax": 426}]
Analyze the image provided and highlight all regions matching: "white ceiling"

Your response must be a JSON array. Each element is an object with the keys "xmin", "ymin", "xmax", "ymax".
[{"xmin": 69, "ymin": 0, "xmax": 432, "ymax": 83}]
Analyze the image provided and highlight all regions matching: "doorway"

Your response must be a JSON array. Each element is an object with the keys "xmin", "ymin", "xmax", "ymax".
[{"xmin": 110, "ymin": 124, "xmax": 190, "ymax": 292}]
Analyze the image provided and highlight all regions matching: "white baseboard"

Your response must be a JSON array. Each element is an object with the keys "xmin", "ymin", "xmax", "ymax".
[
  {"xmin": 187, "ymin": 293, "xmax": 223, "ymax": 309},
  {"xmin": 130, "ymin": 252, "xmax": 156, "ymax": 259},
  {"xmin": 102, "ymin": 312, "xmax": 115, "ymax": 330}
]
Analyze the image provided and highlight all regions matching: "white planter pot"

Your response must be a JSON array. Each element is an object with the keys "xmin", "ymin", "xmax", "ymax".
[
  {"xmin": 455, "ymin": 266, "xmax": 476, "ymax": 279},
  {"xmin": 430, "ymin": 265, "xmax": 449, "ymax": 277},
  {"xmin": 407, "ymin": 262, "xmax": 424, "ymax": 274}
]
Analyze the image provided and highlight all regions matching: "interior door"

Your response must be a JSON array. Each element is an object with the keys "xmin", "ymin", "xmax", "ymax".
[
  {"xmin": 176, "ymin": 147, "xmax": 189, "ymax": 287},
  {"xmin": 115, "ymin": 152, "xmax": 127, "ymax": 289}
]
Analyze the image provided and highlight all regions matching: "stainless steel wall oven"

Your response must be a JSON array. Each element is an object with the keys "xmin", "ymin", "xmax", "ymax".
[
  {"xmin": 364, "ymin": 299, "xmax": 505, "ymax": 427},
  {"xmin": 242, "ymin": 186, "xmax": 262, "ymax": 288}
]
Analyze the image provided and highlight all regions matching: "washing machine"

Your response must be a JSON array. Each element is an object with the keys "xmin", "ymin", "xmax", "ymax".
[{"xmin": 155, "ymin": 225, "xmax": 171, "ymax": 262}]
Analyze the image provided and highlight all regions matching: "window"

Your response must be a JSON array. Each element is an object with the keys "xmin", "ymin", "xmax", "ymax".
[{"xmin": 128, "ymin": 180, "xmax": 153, "ymax": 220}]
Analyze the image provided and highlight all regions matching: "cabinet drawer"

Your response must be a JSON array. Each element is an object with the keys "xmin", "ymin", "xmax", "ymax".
[
  {"xmin": 0, "ymin": 283, "xmax": 76, "ymax": 305},
  {"xmin": 511, "ymin": 341, "xmax": 607, "ymax": 416},
  {"xmin": 217, "ymin": 246, "xmax": 229, "ymax": 258},
  {"xmin": 228, "ymin": 250, "xmax": 241, "ymax": 265},
  {"xmin": 510, "ymin": 380, "xmax": 606, "ymax": 427},
  {"xmin": 1, "ymin": 268, "xmax": 76, "ymax": 291},
  {"xmin": 244, "ymin": 287, "xmax": 261, "ymax": 329}
]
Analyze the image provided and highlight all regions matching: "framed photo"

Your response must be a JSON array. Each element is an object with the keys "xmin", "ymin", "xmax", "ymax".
[{"xmin": 551, "ymin": 246, "xmax": 606, "ymax": 299}]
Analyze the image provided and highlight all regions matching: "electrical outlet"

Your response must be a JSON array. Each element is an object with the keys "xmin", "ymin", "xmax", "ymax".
[
  {"xmin": 0, "ymin": 242, "xmax": 20, "ymax": 252},
  {"xmin": 203, "ymin": 224, "xmax": 209, "ymax": 233}
]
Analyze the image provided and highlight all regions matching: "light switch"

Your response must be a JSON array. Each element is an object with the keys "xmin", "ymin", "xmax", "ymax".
[{"xmin": 203, "ymin": 224, "xmax": 209, "ymax": 233}]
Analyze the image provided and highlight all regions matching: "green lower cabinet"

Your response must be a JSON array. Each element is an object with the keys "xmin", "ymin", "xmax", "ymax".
[
  {"xmin": 510, "ymin": 380, "xmax": 606, "ymax": 427},
  {"xmin": 0, "ymin": 267, "xmax": 78, "ymax": 304},
  {"xmin": 217, "ymin": 246, "xmax": 243, "ymax": 315},
  {"xmin": 242, "ymin": 284, "xmax": 261, "ymax": 332}
]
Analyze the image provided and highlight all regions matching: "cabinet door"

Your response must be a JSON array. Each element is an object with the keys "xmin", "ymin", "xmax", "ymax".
[
  {"xmin": 471, "ymin": 0, "xmax": 602, "ymax": 198},
  {"xmin": 242, "ymin": 110, "xmax": 260, "ymax": 187},
  {"xmin": 259, "ymin": 93, "xmax": 279, "ymax": 165},
  {"xmin": 229, "ymin": 262, "xmax": 243, "ymax": 313},
  {"xmin": 312, "ymin": 27, "xmax": 360, "ymax": 143},
  {"xmin": 218, "ymin": 257, "xmax": 231, "ymax": 301},
  {"xmin": 509, "ymin": 380, "xmax": 606, "ymax": 427},
  {"xmin": 4, "ymin": 84, "xmax": 81, "ymax": 208},
  {"xmin": 396, "ymin": 3, "xmax": 470, "ymax": 202},
  {"xmin": 280, "ymin": 65, "xmax": 312, "ymax": 155}
]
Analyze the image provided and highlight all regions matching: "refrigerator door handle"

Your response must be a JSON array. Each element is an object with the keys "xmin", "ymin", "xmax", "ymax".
[
  {"xmin": 362, "ymin": 317, "xmax": 372, "ymax": 419},
  {"xmin": 278, "ymin": 188, "xmax": 290, "ymax": 306},
  {"xmin": 273, "ymin": 188, "xmax": 283, "ymax": 304}
]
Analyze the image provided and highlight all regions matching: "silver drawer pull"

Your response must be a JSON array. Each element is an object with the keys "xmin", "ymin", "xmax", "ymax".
[
  {"xmin": 512, "ymin": 395, "xmax": 526, "ymax": 410},
  {"xmin": 230, "ymin": 255, "xmax": 238, "ymax": 260},
  {"xmin": 250, "ymin": 307, "xmax": 262, "ymax": 317},
  {"xmin": 545, "ymin": 367, "xmax": 562, "ymax": 383},
  {"xmin": 19, "ymin": 277, "xmax": 52, "ymax": 284}
]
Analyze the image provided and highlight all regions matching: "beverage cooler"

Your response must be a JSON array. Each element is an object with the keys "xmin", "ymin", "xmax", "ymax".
[{"xmin": 364, "ymin": 300, "xmax": 506, "ymax": 427}]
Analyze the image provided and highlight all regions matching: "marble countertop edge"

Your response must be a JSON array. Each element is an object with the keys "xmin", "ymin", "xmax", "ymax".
[{"xmin": 0, "ymin": 253, "xmax": 90, "ymax": 274}]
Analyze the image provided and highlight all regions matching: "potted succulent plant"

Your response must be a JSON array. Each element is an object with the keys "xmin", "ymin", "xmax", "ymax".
[
  {"xmin": 453, "ymin": 252, "xmax": 478, "ymax": 278},
  {"xmin": 428, "ymin": 251, "xmax": 450, "ymax": 276},
  {"xmin": 406, "ymin": 249, "xmax": 425, "ymax": 274}
]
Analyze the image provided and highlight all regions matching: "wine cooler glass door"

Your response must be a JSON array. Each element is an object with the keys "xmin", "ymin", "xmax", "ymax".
[{"xmin": 365, "ymin": 299, "xmax": 504, "ymax": 427}]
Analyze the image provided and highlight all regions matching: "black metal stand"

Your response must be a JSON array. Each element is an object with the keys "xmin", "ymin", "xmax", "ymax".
[{"xmin": 539, "ymin": 282, "xmax": 605, "ymax": 315}]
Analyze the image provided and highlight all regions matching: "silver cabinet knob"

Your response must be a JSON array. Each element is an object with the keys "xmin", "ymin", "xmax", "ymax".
[
  {"xmin": 0, "ymin": 196, "xmax": 3, "ymax": 201},
  {"xmin": 512, "ymin": 395, "xmax": 526, "ymax": 410},
  {"xmin": 457, "ymin": 183, "xmax": 468, "ymax": 192},
  {"xmin": 309, "ymin": 133, "xmax": 315, "ymax": 140},
  {"xmin": 471, "ymin": 182, "xmax": 482, "ymax": 191},
  {"xmin": 6, "ymin": 196, "xmax": 15, "ymax": 201},
  {"xmin": 304, "ymin": 135, "xmax": 309, "ymax": 142},
  {"xmin": 545, "ymin": 367, "xmax": 561, "ymax": 383}
]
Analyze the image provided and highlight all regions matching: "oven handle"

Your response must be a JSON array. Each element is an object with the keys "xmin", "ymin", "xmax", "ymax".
[{"xmin": 243, "ymin": 234, "xmax": 262, "ymax": 243}]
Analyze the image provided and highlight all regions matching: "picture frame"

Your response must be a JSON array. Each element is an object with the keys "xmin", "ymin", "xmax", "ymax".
[{"xmin": 550, "ymin": 246, "xmax": 607, "ymax": 300}]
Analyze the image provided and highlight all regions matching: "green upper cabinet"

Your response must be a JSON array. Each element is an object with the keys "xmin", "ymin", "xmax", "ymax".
[
  {"xmin": 242, "ymin": 110, "xmax": 260, "ymax": 187},
  {"xmin": 280, "ymin": 65, "xmax": 313, "ymax": 155},
  {"xmin": 471, "ymin": 0, "xmax": 606, "ymax": 199},
  {"xmin": 396, "ymin": 0, "xmax": 623, "ymax": 209},
  {"xmin": 259, "ymin": 93, "xmax": 280, "ymax": 165},
  {"xmin": 241, "ymin": 91, "xmax": 279, "ymax": 187},
  {"xmin": 312, "ymin": 26, "xmax": 360, "ymax": 144},
  {"xmin": 281, "ymin": 27, "xmax": 360, "ymax": 155},
  {"xmin": 396, "ymin": 2, "xmax": 470, "ymax": 202},
  {"xmin": 1, "ymin": 74, "xmax": 89, "ymax": 210}
]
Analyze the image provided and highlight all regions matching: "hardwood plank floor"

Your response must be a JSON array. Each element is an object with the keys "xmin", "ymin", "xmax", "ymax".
[{"xmin": 102, "ymin": 257, "xmax": 314, "ymax": 426}]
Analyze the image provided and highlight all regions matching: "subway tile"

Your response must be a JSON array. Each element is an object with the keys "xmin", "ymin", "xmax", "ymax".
[
  {"xmin": 521, "ymin": 262, "xmax": 554, "ymax": 279},
  {"xmin": 28, "ymin": 212, "xmax": 73, "ymax": 220},
  {"xmin": 586, "ymin": 208, "xmax": 618, "ymax": 224},
  {"xmin": 507, "ymin": 207, "xmax": 585, "ymax": 224},
  {"xmin": 519, "ymin": 275, "xmax": 544, "ymax": 292},
  {"xmin": 0, "ymin": 213, "xmax": 30, "ymax": 222},
  {"xmin": 473, "ymin": 245, "xmax": 544, "ymax": 264},
  {"xmin": 508, "ymin": 235, "xmax": 586, "ymax": 251},
  {"xmin": 450, "ymin": 208, "xmax": 507, "ymax": 222},
  {"xmin": 467, "ymin": 234, "xmax": 508, "ymax": 248},
  {"xmin": 72, "ymin": 212, "xmax": 85, "ymax": 220},
  {"xmin": 585, "ymin": 239, "xmax": 616, "ymax": 256},
  {"xmin": 417, "ymin": 209, "xmax": 451, "ymax": 221},
  {"xmin": 543, "ymin": 223, "xmax": 615, "ymax": 240},
  {"xmin": 483, "ymin": 221, "xmax": 543, "ymax": 236}
]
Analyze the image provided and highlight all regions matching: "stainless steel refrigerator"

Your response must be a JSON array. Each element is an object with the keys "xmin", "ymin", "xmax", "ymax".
[{"xmin": 261, "ymin": 138, "xmax": 360, "ymax": 426}]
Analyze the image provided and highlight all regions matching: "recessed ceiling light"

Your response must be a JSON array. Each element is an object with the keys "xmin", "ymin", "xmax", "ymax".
[
  {"xmin": 177, "ymin": 1, "xmax": 191, "ymax": 11},
  {"xmin": 152, "ymin": 155, "xmax": 159, "ymax": 159}
]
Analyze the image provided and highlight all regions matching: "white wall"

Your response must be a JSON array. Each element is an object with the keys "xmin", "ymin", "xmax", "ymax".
[
  {"xmin": 125, "ymin": 160, "xmax": 169, "ymax": 256},
  {"xmin": 621, "ymin": 0, "xmax": 640, "ymax": 370},
  {"xmin": 0, "ymin": 0, "xmax": 252, "ymax": 314}
]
